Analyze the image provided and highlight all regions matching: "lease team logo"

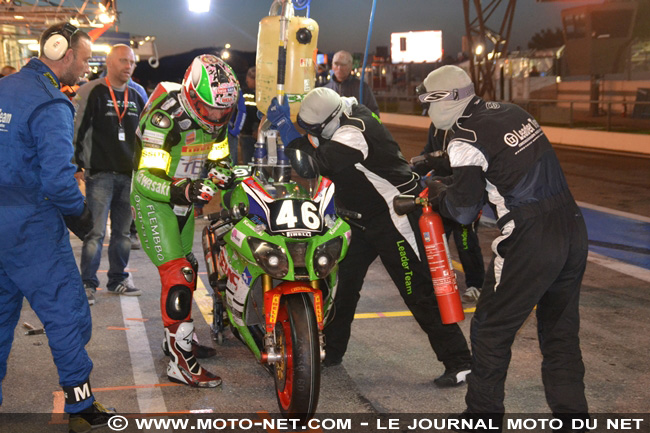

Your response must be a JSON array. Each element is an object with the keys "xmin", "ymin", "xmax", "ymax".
[
  {"xmin": 503, "ymin": 117, "xmax": 540, "ymax": 147},
  {"xmin": 0, "ymin": 108, "xmax": 12, "ymax": 132}
]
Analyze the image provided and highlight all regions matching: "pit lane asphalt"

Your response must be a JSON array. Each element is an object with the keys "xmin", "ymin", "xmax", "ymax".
[{"xmin": 2, "ymin": 125, "xmax": 649, "ymax": 425}]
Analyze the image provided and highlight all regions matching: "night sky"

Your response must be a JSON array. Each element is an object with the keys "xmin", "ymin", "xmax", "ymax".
[{"xmin": 117, "ymin": 0, "xmax": 602, "ymax": 59}]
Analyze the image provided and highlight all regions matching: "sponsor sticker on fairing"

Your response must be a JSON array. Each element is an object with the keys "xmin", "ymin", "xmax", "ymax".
[{"xmin": 230, "ymin": 228, "xmax": 245, "ymax": 248}]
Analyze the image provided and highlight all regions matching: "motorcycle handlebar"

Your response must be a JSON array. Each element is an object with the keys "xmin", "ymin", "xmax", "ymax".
[
  {"xmin": 336, "ymin": 208, "xmax": 362, "ymax": 220},
  {"xmin": 204, "ymin": 203, "xmax": 248, "ymax": 223}
]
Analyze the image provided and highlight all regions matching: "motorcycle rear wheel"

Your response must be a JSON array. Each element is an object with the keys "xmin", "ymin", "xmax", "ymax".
[{"xmin": 274, "ymin": 293, "xmax": 320, "ymax": 423}]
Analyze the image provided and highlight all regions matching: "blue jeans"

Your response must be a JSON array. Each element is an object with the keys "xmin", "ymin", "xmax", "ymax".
[{"xmin": 80, "ymin": 171, "xmax": 132, "ymax": 290}]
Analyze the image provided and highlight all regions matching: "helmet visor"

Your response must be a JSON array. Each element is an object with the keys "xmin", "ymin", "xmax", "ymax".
[
  {"xmin": 416, "ymin": 82, "xmax": 475, "ymax": 105},
  {"xmin": 196, "ymin": 99, "xmax": 233, "ymax": 127},
  {"xmin": 296, "ymin": 114, "xmax": 325, "ymax": 136},
  {"xmin": 296, "ymin": 101, "xmax": 343, "ymax": 137}
]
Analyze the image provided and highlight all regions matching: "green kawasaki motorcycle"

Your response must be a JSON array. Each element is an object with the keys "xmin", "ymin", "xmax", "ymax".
[{"xmin": 202, "ymin": 148, "xmax": 351, "ymax": 421}]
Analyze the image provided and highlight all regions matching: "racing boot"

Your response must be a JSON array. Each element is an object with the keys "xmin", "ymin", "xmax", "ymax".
[
  {"xmin": 164, "ymin": 321, "xmax": 222, "ymax": 388},
  {"xmin": 162, "ymin": 333, "xmax": 217, "ymax": 359}
]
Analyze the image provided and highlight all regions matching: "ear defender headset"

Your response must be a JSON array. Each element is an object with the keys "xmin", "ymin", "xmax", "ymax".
[{"xmin": 42, "ymin": 23, "xmax": 79, "ymax": 61}]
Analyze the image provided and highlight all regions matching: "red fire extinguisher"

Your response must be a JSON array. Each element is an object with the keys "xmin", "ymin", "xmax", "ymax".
[
  {"xmin": 419, "ymin": 195, "xmax": 465, "ymax": 323},
  {"xmin": 394, "ymin": 189, "xmax": 465, "ymax": 324}
]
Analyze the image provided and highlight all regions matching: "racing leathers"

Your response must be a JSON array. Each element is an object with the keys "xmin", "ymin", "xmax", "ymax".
[
  {"xmin": 286, "ymin": 101, "xmax": 472, "ymax": 371},
  {"xmin": 130, "ymin": 82, "xmax": 233, "ymax": 388},
  {"xmin": 431, "ymin": 97, "xmax": 589, "ymax": 417},
  {"xmin": 0, "ymin": 58, "xmax": 96, "ymax": 413}
]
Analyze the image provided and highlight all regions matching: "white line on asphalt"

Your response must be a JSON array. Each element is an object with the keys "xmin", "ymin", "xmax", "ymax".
[
  {"xmin": 481, "ymin": 202, "xmax": 650, "ymax": 226},
  {"xmin": 577, "ymin": 201, "xmax": 650, "ymax": 223},
  {"xmin": 120, "ymin": 296, "xmax": 168, "ymax": 413},
  {"xmin": 588, "ymin": 251, "xmax": 650, "ymax": 283}
]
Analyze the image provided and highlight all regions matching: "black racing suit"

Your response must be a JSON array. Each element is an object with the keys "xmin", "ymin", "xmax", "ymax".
[
  {"xmin": 289, "ymin": 103, "xmax": 471, "ymax": 369},
  {"xmin": 435, "ymin": 97, "xmax": 588, "ymax": 417}
]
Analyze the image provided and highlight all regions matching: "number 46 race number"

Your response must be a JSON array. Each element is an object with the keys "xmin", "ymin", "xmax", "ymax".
[{"xmin": 270, "ymin": 200, "xmax": 321, "ymax": 232}]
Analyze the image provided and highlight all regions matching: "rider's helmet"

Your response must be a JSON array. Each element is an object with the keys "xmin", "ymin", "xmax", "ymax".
[
  {"xmin": 297, "ymin": 87, "xmax": 344, "ymax": 140},
  {"xmin": 179, "ymin": 54, "xmax": 240, "ymax": 133}
]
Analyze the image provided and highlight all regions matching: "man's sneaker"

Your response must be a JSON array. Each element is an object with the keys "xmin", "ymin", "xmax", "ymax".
[
  {"xmin": 68, "ymin": 401, "xmax": 116, "ymax": 433},
  {"xmin": 130, "ymin": 232, "xmax": 141, "ymax": 250},
  {"xmin": 434, "ymin": 365, "xmax": 471, "ymax": 387},
  {"xmin": 462, "ymin": 286, "xmax": 481, "ymax": 303},
  {"xmin": 83, "ymin": 283, "xmax": 96, "ymax": 306},
  {"xmin": 107, "ymin": 273, "xmax": 141, "ymax": 296}
]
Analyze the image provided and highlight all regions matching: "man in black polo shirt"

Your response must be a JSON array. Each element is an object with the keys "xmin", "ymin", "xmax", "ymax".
[{"xmin": 73, "ymin": 44, "xmax": 146, "ymax": 304}]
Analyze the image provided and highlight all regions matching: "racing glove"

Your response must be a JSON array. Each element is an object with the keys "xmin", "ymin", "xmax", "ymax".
[
  {"xmin": 267, "ymin": 97, "xmax": 302, "ymax": 145},
  {"xmin": 411, "ymin": 152, "xmax": 452, "ymax": 177},
  {"xmin": 425, "ymin": 178, "xmax": 448, "ymax": 212},
  {"xmin": 206, "ymin": 159, "xmax": 235, "ymax": 190},
  {"xmin": 170, "ymin": 178, "xmax": 218, "ymax": 205},
  {"xmin": 63, "ymin": 201, "xmax": 94, "ymax": 241}
]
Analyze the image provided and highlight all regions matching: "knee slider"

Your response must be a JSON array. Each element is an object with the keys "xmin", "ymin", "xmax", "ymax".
[{"xmin": 166, "ymin": 285, "xmax": 193, "ymax": 320}]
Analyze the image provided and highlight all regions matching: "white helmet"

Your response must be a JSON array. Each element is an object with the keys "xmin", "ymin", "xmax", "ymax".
[
  {"xmin": 297, "ymin": 87, "xmax": 344, "ymax": 139},
  {"xmin": 418, "ymin": 65, "xmax": 475, "ymax": 130}
]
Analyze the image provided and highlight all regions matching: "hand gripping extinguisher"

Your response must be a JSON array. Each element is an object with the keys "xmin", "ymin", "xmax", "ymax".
[{"xmin": 393, "ymin": 189, "xmax": 465, "ymax": 324}]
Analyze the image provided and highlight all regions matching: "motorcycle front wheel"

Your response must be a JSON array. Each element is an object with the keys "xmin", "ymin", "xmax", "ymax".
[{"xmin": 274, "ymin": 292, "xmax": 320, "ymax": 423}]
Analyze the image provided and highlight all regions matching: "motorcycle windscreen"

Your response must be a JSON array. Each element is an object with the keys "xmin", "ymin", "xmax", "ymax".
[
  {"xmin": 244, "ymin": 149, "xmax": 335, "ymax": 237},
  {"xmin": 251, "ymin": 148, "xmax": 320, "ymax": 198}
]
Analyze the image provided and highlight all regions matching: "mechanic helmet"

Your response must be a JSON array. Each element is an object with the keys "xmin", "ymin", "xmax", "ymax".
[
  {"xmin": 180, "ymin": 54, "xmax": 239, "ymax": 133},
  {"xmin": 297, "ymin": 87, "xmax": 344, "ymax": 140},
  {"xmin": 417, "ymin": 65, "xmax": 475, "ymax": 130}
]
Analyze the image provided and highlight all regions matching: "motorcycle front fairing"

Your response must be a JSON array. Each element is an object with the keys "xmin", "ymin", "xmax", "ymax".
[{"xmin": 216, "ymin": 149, "xmax": 351, "ymax": 333}]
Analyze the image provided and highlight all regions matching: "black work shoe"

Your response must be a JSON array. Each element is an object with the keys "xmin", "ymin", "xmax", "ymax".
[
  {"xmin": 322, "ymin": 356, "xmax": 342, "ymax": 367},
  {"xmin": 434, "ymin": 365, "xmax": 471, "ymax": 387},
  {"xmin": 68, "ymin": 401, "xmax": 116, "ymax": 433}
]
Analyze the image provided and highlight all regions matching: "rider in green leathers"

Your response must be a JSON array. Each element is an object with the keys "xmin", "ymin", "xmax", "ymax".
[{"xmin": 130, "ymin": 55, "xmax": 238, "ymax": 387}]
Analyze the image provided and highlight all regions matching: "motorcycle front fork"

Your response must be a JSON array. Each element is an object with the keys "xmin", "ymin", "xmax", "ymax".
[
  {"xmin": 260, "ymin": 275, "xmax": 326, "ymax": 365},
  {"xmin": 261, "ymin": 330, "xmax": 326, "ymax": 365}
]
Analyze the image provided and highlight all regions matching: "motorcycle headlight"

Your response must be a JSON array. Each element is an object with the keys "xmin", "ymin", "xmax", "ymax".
[
  {"xmin": 248, "ymin": 238, "xmax": 289, "ymax": 279},
  {"xmin": 313, "ymin": 237, "xmax": 343, "ymax": 278}
]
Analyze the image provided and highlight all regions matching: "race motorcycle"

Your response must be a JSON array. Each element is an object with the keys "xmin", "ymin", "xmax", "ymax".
[{"xmin": 202, "ymin": 148, "xmax": 352, "ymax": 422}]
